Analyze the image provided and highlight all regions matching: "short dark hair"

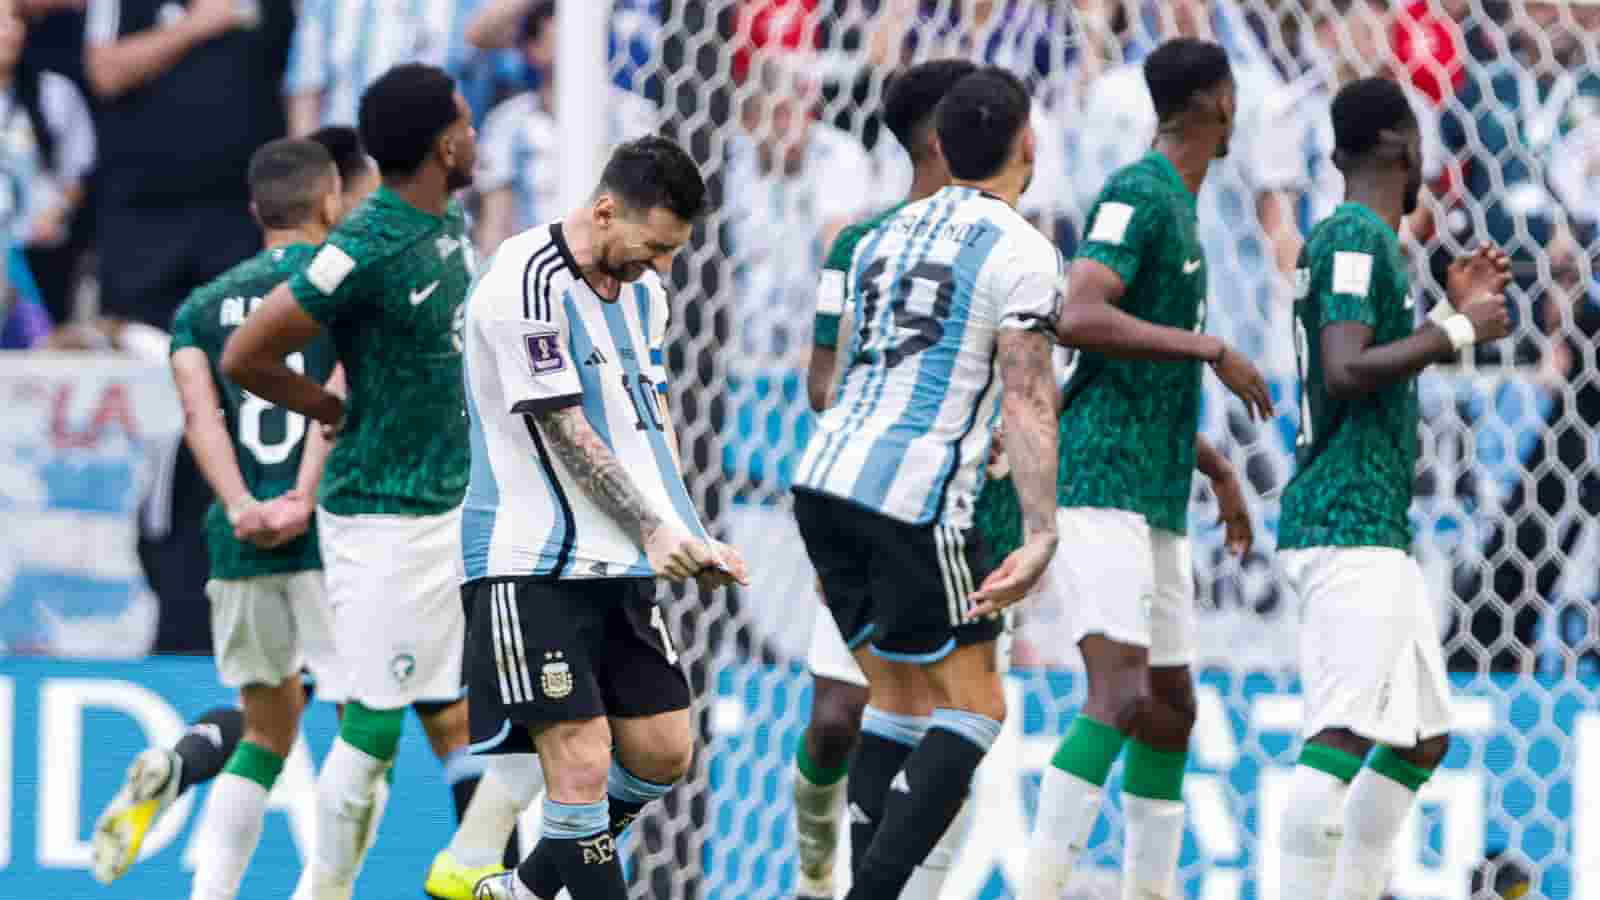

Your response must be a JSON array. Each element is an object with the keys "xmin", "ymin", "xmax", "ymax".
[
  {"xmin": 307, "ymin": 125, "xmax": 372, "ymax": 183},
  {"xmin": 357, "ymin": 63, "xmax": 459, "ymax": 177},
  {"xmin": 883, "ymin": 59, "xmax": 979, "ymax": 162},
  {"xmin": 1332, "ymin": 76, "xmax": 1417, "ymax": 161},
  {"xmin": 1143, "ymin": 38, "xmax": 1232, "ymax": 122},
  {"xmin": 598, "ymin": 135, "xmax": 708, "ymax": 222},
  {"xmin": 934, "ymin": 66, "xmax": 1030, "ymax": 182},
  {"xmin": 248, "ymin": 138, "xmax": 335, "ymax": 229},
  {"xmin": 520, "ymin": 0, "xmax": 555, "ymax": 43}
]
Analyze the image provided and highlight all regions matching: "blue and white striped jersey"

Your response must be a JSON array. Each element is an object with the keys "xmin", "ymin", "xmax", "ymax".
[
  {"xmin": 793, "ymin": 186, "xmax": 1062, "ymax": 528},
  {"xmin": 284, "ymin": 0, "xmax": 497, "ymax": 127},
  {"xmin": 478, "ymin": 87, "xmax": 658, "ymax": 235},
  {"xmin": 461, "ymin": 222, "xmax": 707, "ymax": 581}
]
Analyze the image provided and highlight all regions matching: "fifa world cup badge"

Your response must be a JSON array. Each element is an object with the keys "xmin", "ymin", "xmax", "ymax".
[{"xmin": 542, "ymin": 651, "xmax": 573, "ymax": 698}]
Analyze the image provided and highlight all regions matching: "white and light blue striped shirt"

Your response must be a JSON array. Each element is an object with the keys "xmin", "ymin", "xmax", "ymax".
[{"xmin": 794, "ymin": 186, "xmax": 1062, "ymax": 528}]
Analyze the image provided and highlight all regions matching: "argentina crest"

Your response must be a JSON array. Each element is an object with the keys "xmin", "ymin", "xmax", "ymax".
[{"xmin": 541, "ymin": 650, "xmax": 573, "ymax": 698}]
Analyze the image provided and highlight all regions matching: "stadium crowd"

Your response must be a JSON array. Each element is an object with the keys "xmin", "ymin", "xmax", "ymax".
[{"xmin": 2, "ymin": 0, "xmax": 1599, "ymax": 676}]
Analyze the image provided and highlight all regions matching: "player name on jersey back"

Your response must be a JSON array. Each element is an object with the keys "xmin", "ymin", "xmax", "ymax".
[
  {"xmin": 461, "ymin": 222, "xmax": 709, "ymax": 581},
  {"xmin": 793, "ymin": 185, "xmax": 1062, "ymax": 528}
]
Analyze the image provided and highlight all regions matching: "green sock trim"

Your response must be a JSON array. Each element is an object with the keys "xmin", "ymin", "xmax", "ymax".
[
  {"xmin": 222, "ymin": 741, "xmax": 285, "ymax": 791},
  {"xmin": 339, "ymin": 702, "xmax": 406, "ymax": 762},
  {"xmin": 1121, "ymin": 739, "xmax": 1188, "ymax": 802},
  {"xmin": 795, "ymin": 741, "xmax": 849, "ymax": 787},
  {"xmin": 1367, "ymin": 746, "xmax": 1434, "ymax": 792},
  {"xmin": 1049, "ymin": 716, "xmax": 1127, "ymax": 787},
  {"xmin": 1298, "ymin": 743, "xmax": 1364, "ymax": 784}
]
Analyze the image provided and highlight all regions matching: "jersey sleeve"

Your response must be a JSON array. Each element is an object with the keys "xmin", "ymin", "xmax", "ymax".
[
  {"xmin": 168, "ymin": 300, "xmax": 201, "ymax": 354},
  {"xmin": 479, "ymin": 264, "xmax": 583, "ymax": 415},
  {"xmin": 288, "ymin": 242, "xmax": 369, "ymax": 329},
  {"xmin": 1076, "ymin": 180, "xmax": 1164, "ymax": 293},
  {"xmin": 1316, "ymin": 227, "xmax": 1386, "ymax": 329},
  {"xmin": 813, "ymin": 223, "xmax": 864, "ymax": 350},
  {"xmin": 989, "ymin": 229, "xmax": 1064, "ymax": 335}
]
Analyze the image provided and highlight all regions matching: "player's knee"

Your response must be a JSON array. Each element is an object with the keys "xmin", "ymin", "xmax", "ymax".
[
  {"xmin": 952, "ymin": 674, "xmax": 1007, "ymax": 725},
  {"xmin": 1410, "ymin": 733, "xmax": 1451, "ymax": 771},
  {"xmin": 339, "ymin": 702, "xmax": 407, "ymax": 763},
  {"xmin": 807, "ymin": 683, "xmax": 867, "ymax": 768}
]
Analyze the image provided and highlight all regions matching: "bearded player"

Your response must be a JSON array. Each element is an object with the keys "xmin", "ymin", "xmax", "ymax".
[
  {"xmin": 224, "ymin": 64, "xmax": 531, "ymax": 900},
  {"xmin": 1023, "ymin": 38, "xmax": 1275, "ymax": 900},
  {"xmin": 1275, "ymin": 77, "xmax": 1510, "ymax": 900}
]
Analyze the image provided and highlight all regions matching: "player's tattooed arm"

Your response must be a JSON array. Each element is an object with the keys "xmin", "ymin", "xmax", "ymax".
[
  {"xmin": 968, "ymin": 327, "xmax": 1060, "ymax": 618},
  {"xmin": 536, "ymin": 405, "xmax": 664, "ymax": 542}
]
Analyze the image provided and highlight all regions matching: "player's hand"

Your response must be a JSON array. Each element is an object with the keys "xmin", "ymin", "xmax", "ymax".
[
  {"xmin": 186, "ymin": 0, "xmax": 250, "ymax": 38},
  {"xmin": 255, "ymin": 491, "xmax": 315, "ymax": 548},
  {"xmin": 966, "ymin": 531, "xmax": 1058, "ymax": 620},
  {"xmin": 1446, "ymin": 244, "xmax": 1512, "ymax": 310},
  {"xmin": 695, "ymin": 540, "xmax": 750, "ymax": 590},
  {"xmin": 1210, "ymin": 345, "xmax": 1273, "ymax": 421},
  {"xmin": 1212, "ymin": 470, "xmax": 1253, "ymax": 557},
  {"xmin": 645, "ymin": 524, "xmax": 716, "ymax": 583},
  {"xmin": 987, "ymin": 427, "xmax": 1010, "ymax": 478},
  {"xmin": 1458, "ymin": 290, "xmax": 1513, "ymax": 344},
  {"xmin": 227, "ymin": 497, "xmax": 274, "ymax": 547}
]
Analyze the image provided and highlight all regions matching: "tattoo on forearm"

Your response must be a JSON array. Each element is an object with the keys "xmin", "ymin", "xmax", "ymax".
[
  {"xmin": 537, "ymin": 407, "xmax": 663, "ymax": 542},
  {"xmin": 998, "ymin": 329, "xmax": 1060, "ymax": 539}
]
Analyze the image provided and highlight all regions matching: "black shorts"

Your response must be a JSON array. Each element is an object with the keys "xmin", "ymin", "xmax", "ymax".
[
  {"xmin": 464, "ymin": 576, "xmax": 690, "ymax": 755},
  {"xmin": 792, "ymin": 488, "xmax": 1001, "ymax": 662}
]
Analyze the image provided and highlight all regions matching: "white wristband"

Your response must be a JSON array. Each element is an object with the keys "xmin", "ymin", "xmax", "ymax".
[
  {"xmin": 1440, "ymin": 314, "xmax": 1476, "ymax": 352},
  {"xmin": 1427, "ymin": 299, "xmax": 1457, "ymax": 326}
]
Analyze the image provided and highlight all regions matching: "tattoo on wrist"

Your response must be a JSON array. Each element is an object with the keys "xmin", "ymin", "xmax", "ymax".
[{"xmin": 538, "ymin": 408, "xmax": 662, "ymax": 541}]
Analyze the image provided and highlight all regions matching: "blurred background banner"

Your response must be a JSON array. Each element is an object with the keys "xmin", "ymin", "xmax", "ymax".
[
  {"xmin": 0, "ymin": 354, "xmax": 176, "ymax": 657},
  {"xmin": 2, "ymin": 659, "xmax": 1596, "ymax": 900}
]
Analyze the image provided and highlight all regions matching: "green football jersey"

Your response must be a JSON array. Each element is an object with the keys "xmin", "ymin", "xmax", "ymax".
[
  {"xmin": 1279, "ymin": 203, "xmax": 1417, "ymax": 551},
  {"xmin": 1058, "ymin": 151, "xmax": 1208, "ymax": 535},
  {"xmin": 289, "ymin": 186, "xmax": 475, "ymax": 516},
  {"xmin": 973, "ymin": 474, "xmax": 1022, "ymax": 564},
  {"xmin": 170, "ymin": 244, "xmax": 336, "ymax": 579},
  {"xmin": 813, "ymin": 203, "xmax": 907, "ymax": 351}
]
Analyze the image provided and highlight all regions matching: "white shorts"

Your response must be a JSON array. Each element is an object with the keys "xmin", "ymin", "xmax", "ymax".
[
  {"xmin": 209, "ymin": 570, "xmax": 344, "ymax": 699},
  {"xmin": 1283, "ymin": 547, "xmax": 1453, "ymax": 746},
  {"xmin": 317, "ymin": 506, "xmax": 467, "ymax": 710},
  {"xmin": 806, "ymin": 598, "xmax": 869, "ymax": 688},
  {"xmin": 1045, "ymin": 507, "xmax": 1195, "ymax": 667}
]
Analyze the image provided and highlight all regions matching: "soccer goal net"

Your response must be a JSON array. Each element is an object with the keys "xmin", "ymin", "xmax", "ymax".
[{"xmin": 605, "ymin": 2, "xmax": 1600, "ymax": 897}]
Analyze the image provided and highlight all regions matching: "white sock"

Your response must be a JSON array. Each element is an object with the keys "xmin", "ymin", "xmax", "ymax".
[
  {"xmin": 903, "ymin": 788, "xmax": 976, "ymax": 899},
  {"xmin": 1022, "ymin": 766, "xmax": 1105, "ymax": 900},
  {"xmin": 311, "ymin": 738, "xmax": 388, "ymax": 883},
  {"xmin": 449, "ymin": 754, "xmax": 545, "ymax": 867},
  {"xmin": 1328, "ymin": 768, "xmax": 1419, "ymax": 900},
  {"xmin": 358, "ymin": 775, "xmax": 389, "ymax": 866},
  {"xmin": 1280, "ymin": 764, "xmax": 1351, "ymax": 900},
  {"xmin": 793, "ymin": 758, "xmax": 846, "ymax": 897},
  {"xmin": 1121, "ymin": 794, "xmax": 1186, "ymax": 900},
  {"xmin": 190, "ymin": 774, "xmax": 268, "ymax": 900}
]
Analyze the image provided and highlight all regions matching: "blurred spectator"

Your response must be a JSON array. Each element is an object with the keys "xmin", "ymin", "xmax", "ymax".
[
  {"xmin": 473, "ymin": 0, "xmax": 657, "ymax": 254},
  {"xmin": 3, "ymin": 0, "xmax": 95, "ymax": 324},
  {"xmin": 284, "ymin": 0, "xmax": 514, "ymax": 131},
  {"xmin": 1, "ymin": 244, "xmax": 51, "ymax": 347},
  {"xmin": 463, "ymin": 0, "xmax": 660, "ymax": 106},
  {"xmin": 1391, "ymin": 0, "xmax": 1465, "ymax": 105},
  {"xmin": 84, "ymin": 0, "xmax": 291, "ymax": 651}
]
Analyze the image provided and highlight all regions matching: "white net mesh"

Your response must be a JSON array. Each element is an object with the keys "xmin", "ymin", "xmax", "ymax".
[{"xmin": 605, "ymin": 1, "xmax": 1600, "ymax": 897}]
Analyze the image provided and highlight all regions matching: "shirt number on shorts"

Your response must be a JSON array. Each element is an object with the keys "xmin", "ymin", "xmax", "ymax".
[
  {"xmin": 239, "ymin": 352, "xmax": 308, "ymax": 464},
  {"xmin": 650, "ymin": 604, "xmax": 679, "ymax": 665}
]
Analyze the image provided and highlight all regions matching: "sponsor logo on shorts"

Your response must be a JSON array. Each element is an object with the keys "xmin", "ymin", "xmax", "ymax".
[
  {"xmin": 890, "ymin": 770, "xmax": 911, "ymax": 794},
  {"xmin": 541, "ymin": 651, "xmax": 573, "ymax": 699},
  {"xmin": 390, "ymin": 653, "xmax": 416, "ymax": 684},
  {"xmin": 579, "ymin": 834, "xmax": 616, "ymax": 865},
  {"xmin": 188, "ymin": 722, "xmax": 224, "ymax": 748}
]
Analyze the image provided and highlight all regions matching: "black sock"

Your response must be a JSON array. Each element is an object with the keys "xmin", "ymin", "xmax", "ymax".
[
  {"xmin": 845, "ymin": 731, "xmax": 916, "ymax": 875},
  {"xmin": 524, "ymin": 791, "xmax": 660, "ymax": 897},
  {"xmin": 517, "ymin": 799, "xmax": 624, "ymax": 900},
  {"xmin": 844, "ymin": 717, "xmax": 995, "ymax": 900},
  {"xmin": 174, "ymin": 706, "xmax": 244, "ymax": 794},
  {"xmin": 449, "ymin": 772, "xmax": 523, "ymax": 868}
]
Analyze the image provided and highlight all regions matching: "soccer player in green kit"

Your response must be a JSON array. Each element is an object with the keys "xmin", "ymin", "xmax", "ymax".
[
  {"xmin": 1022, "ymin": 38, "xmax": 1276, "ymax": 900},
  {"xmin": 90, "ymin": 139, "xmax": 343, "ymax": 897},
  {"xmin": 225, "ymin": 64, "xmax": 532, "ymax": 900},
  {"xmin": 1275, "ymin": 77, "xmax": 1510, "ymax": 900}
]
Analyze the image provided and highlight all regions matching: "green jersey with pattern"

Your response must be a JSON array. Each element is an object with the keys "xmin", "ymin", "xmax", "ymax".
[
  {"xmin": 812, "ymin": 203, "xmax": 907, "ymax": 351},
  {"xmin": 1058, "ymin": 151, "xmax": 1208, "ymax": 535},
  {"xmin": 974, "ymin": 474, "xmax": 1021, "ymax": 563},
  {"xmin": 170, "ymin": 244, "xmax": 337, "ymax": 579},
  {"xmin": 1279, "ymin": 203, "xmax": 1417, "ymax": 551},
  {"xmin": 289, "ymin": 187, "xmax": 475, "ymax": 516}
]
